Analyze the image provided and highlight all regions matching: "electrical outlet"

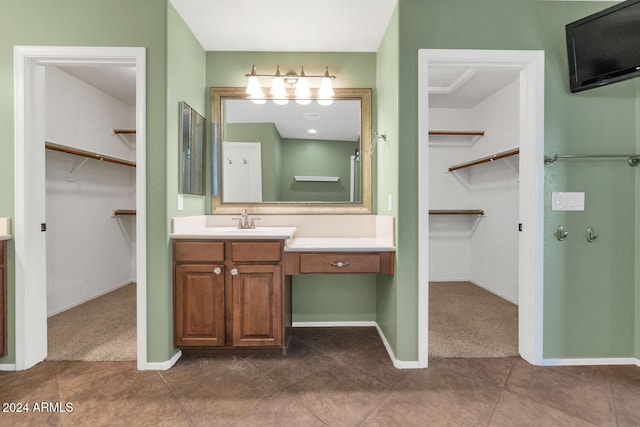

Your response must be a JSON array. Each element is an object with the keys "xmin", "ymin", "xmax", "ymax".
[
  {"xmin": 177, "ymin": 194, "xmax": 184, "ymax": 211},
  {"xmin": 388, "ymin": 194, "xmax": 393, "ymax": 212}
]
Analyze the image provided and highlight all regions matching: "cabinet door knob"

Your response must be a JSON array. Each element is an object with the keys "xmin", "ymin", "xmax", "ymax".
[
  {"xmin": 231, "ymin": 268, "xmax": 239, "ymax": 276},
  {"xmin": 213, "ymin": 267, "xmax": 222, "ymax": 275},
  {"xmin": 330, "ymin": 261, "xmax": 350, "ymax": 268}
]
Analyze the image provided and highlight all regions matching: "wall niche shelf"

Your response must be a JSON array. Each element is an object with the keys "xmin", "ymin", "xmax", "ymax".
[
  {"xmin": 429, "ymin": 130, "xmax": 485, "ymax": 146},
  {"xmin": 448, "ymin": 148, "xmax": 519, "ymax": 172},
  {"xmin": 293, "ymin": 176, "xmax": 340, "ymax": 182},
  {"xmin": 113, "ymin": 129, "xmax": 136, "ymax": 135}
]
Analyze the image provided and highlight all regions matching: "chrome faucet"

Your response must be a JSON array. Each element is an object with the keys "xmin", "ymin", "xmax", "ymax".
[{"xmin": 233, "ymin": 209, "xmax": 259, "ymax": 229}]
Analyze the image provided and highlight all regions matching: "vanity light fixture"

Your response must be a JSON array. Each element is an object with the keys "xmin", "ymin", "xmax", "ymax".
[{"xmin": 244, "ymin": 65, "xmax": 336, "ymax": 105}]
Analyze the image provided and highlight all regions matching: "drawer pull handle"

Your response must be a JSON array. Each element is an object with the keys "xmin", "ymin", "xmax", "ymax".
[
  {"xmin": 213, "ymin": 267, "xmax": 222, "ymax": 275},
  {"xmin": 231, "ymin": 268, "xmax": 239, "ymax": 276},
  {"xmin": 330, "ymin": 261, "xmax": 350, "ymax": 268}
]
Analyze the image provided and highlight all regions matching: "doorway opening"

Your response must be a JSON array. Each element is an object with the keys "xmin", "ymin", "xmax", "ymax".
[
  {"xmin": 44, "ymin": 64, "xmax": 138, "ymax": 362},
  {"xmin": 13, "ymin": 46, "xmax": 147, "ymax": 370},
  {"xmin": 418, "ymin": 49, "xmax": 545, "ymax": 366}
]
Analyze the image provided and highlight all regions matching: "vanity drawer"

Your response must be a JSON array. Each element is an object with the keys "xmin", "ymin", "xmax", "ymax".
[
  {"xmin": 174, "ymin": 241, "xmax": 225, "ymax": 262},
  {"xmin": 298, "ymin": 253, "xmax": 382, "ymax": 274},
  {"xmin": 231, "ymin": 241, "xmax": 282, "ymax": 262}
]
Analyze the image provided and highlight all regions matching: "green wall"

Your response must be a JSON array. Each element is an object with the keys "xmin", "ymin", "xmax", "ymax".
[
  {"xmin": 166, "ymin": 3, "xmax": 207, "ymax": 361},
  {"xmin": 395, "ymin": 0, "xmax": 638, "ymax": 361},
  {"xmin": 206, "ymin": 51, "xmax": 378, "ymax": 324},
  {"xmin": 0, "ymin": 0, "xmax": 171, "ymax": 364},
  {"xmin": 375, "ymin": 6, "xmax": 400, "ymax": 358}
]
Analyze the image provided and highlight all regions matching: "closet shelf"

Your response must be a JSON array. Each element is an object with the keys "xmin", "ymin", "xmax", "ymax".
[
  {"xmin": 112, "ymin": 209, "xmax": 136, "ymax": 216},
  {"xmin": 46, "ymin": 141, "xmax": 136, "ymax": 168},
  {"xmin": 429, "ymin": 130, "xmax": 484, "ymax": 146},
  {"xmin": 113, "ymin": 129, "xmax": 136, "ymax": 135},
  {"xmin": 429, "ymin": 210, "xmax": 485, "ymax": 216},
  {"xmin": 448, "ymin": 148, "xmax": 519, "ymax": 172},
  {"xmin": 429, "ymin": 130, "xmax": 485, "ymax": 137}
]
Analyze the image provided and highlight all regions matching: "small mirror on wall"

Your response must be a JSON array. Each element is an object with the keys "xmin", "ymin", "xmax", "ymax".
[{"xmin": 179, "ymin": 101, "xmax": 206, "ymax": 195}]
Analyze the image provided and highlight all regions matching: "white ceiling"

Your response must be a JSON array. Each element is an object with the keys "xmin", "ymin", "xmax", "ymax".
[
  {"xmin": 55, "ymin": 0, "xmax": 523, "ymax": 135},
  {"xmin": 225, "ymin": 99, "xmax": 361, "ymax": 141},
  {"xmin": 58, "ymin": 65, "xmax": 137, "ymax": 106},
  {"xmin": 169, "ymin": 0, "xmax": 398, "ymax": 52}
]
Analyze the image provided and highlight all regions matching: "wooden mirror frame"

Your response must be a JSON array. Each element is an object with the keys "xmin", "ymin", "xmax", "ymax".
[{"xmin": 210, "ymin": 87, "xmax": 372, "ymax": 214}]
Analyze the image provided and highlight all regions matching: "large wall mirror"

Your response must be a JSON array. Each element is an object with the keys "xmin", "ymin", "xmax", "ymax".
[{"xmin": 210, "ymin": 87, "xmax": 372, "ymax": 214}]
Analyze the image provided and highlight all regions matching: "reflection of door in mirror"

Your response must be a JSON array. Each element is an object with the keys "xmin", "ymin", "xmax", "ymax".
[{"xmin": 222, "ymin": 142, "xmax": 263, "ymax": 202}]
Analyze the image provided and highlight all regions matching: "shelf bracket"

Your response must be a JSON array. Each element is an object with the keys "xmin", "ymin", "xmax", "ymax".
[{"xmin": 66, "ymin": 158, "xmax": 90, "ymax": 182}]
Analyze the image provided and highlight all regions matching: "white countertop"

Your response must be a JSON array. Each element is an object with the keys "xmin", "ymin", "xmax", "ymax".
[
  {"xmin": 170, "ymin": 226, "xmax": 297, "ymax": 240},
  {"xmin": 0, "ymin": 218, "xmax": 11, "ymax": 241},
  {"xmin": 285, "ymin": 237, "xmax": 395, "ymax": 252},
  {"xmin": 171, "ymin": 215, "xmax": 395, "ymax": 252}
]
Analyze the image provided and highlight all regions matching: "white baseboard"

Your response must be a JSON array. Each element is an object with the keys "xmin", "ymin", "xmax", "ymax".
[
  {"xmin": 144, "ymin": 350, "xmax": 182, "ymax": 371},
  {"xmin": 543, "ymin": 357, "xmax": 640, "ymax": 367},
  {"xmin": 292, "ymin": 321, "xmax": 377, "ymax": 328},
  {"xmin": 0, "ymin": 364, "xmax": 17, "ymax": 371},
  {"xmin": 469, "ymin": 280, "xmax": 518, "ymax": 305},
  {"xmin": 292, "ymin": 321, "xmax": 426, "ymax": 369},
  {"xmin": 47, "ymin": 279, "xmax": 135, "ymax": 317}
]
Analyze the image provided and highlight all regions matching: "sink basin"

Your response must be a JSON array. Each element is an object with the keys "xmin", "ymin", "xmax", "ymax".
[{"xmin": 201, "ymin": 226, "xmax": 296, "ymax": 240}]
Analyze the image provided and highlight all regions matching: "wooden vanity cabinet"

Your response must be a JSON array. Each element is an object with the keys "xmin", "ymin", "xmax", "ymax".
[
  {"xmin": 1, "ymin": 241, "xmax": 6, "ymax": 357},
  {"xmin": 173, "ymin": 241, "xmax": 226, "ymax": 347},
  {"xmin": 173, "ymin": 239, "xmax": 290, "ymax": 354}
]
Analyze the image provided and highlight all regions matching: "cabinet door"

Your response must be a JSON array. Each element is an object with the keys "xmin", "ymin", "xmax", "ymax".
[
  {"xmin": 230, "ymin": 264, "xmax": 282, "ymax": 347},
  {"xmin": 0, "ymin": 241, "xmax": 5, "ymax": 357},
  {"xmin": 174, "ymin": 264, "xmax": 225, "ymax": 347}
]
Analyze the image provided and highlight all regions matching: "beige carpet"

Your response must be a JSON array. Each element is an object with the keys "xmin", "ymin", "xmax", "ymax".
[
  {"xmin": 429, "ymin": 281, "xmax": 518, "ymax": 358},
  {"xmin": 47, "ymin": 283, "xmax": 136, "ymax": 361}
]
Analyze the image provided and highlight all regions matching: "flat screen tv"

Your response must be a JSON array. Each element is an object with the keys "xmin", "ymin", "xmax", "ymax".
[{"xmin": 566, "ymin": 0, "xmax": 640, "ymax": 93}]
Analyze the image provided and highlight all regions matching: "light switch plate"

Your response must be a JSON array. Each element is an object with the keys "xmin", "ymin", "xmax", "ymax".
[
  {"xmin": 552, "ymin": 192, "xmax": 585, "ymax": 211},
  {"xmin": 177, "ymin": 194, "xmax": 184, "ymax": 211}
]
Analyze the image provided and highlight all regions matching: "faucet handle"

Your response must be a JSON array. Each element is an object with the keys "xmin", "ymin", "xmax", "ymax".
[
  {"xmin": 249, "ymin": 218, "xmax": 261, "ymax": 229},
  {"xmin": 232, "ymin": 217, "xmax": 243, "ymax": 229}
]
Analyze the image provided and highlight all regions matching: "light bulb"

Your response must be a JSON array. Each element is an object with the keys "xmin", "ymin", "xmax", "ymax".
[
  {"xmin": 245, "ymin": 65, "xmax": 263, "ymax": 97},
  {"xmin": 295, "ymin": 66, "xmax": 311, "ymax": 99},
  {"xmin": 317, "ymin": 66, "xmax": 335, "ymax": 99},
  {"xmin": 269, "ymin": 65, "xmax": 286, "ymax": 98}
]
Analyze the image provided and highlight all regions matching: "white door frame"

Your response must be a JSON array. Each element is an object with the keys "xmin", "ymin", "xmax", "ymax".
[
  {"xmin": 13, "ymin": 46, "xmax": 147, "ymax": 370},
  {"xmin": 418, "ymin": 49, "xmax": 545, "ymax": 367}
]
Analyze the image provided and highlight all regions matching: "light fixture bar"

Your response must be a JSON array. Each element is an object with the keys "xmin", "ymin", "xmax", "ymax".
[{"xmin": 244, "ymin": 65, "xmax": 336, "ymax": 81}]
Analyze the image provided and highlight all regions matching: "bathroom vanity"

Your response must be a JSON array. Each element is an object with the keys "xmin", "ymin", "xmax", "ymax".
[
  {"xmin": 171, "ymin": 215, "xmax": 394, "ymax": 355},
  {"xmin": 173, "ymin": 238, "xmax": 291, "ymax": 353}
]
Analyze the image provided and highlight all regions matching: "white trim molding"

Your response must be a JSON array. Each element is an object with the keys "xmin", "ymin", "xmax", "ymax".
[
  {"xmin": 543, "ymin": 358, "xmax": 640, "ymax": 367},
  {"xmin": 419, "ymin": 49, "xmax": 545, "ymax": 367},
  {"xmin": 13, "ymin": 46, "xmax": 147, "ymax": 370},
  {"xmin": 145, "ymin": 351, "xmax": 183, "ymax": 371}
]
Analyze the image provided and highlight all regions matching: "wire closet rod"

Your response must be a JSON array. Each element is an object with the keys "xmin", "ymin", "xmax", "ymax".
[{"xmin": 544, "ymin": 154, "xmax": 640, "ymax": 167}]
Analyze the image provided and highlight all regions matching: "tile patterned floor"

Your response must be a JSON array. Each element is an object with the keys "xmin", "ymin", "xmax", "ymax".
[{"xmin": 1, "ymin": 327, "xmax": 639, "ymax": 426}]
